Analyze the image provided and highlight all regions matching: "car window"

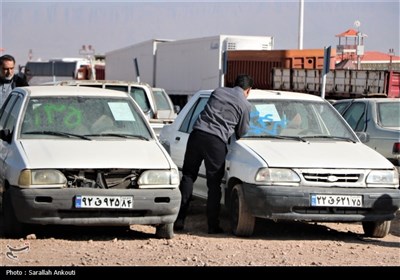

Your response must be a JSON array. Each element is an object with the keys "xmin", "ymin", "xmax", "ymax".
[
  {"xmin": 129, "ymin": 87, "xmax": 151, "ymax": 114},
  {"xmin": 0, "ymin": 94, "xmax": 19, "ymax": 129},
  {"xmin": 332, "ymin": 101, "xmax": 351, "ymax": 114},
  {"xmin": 104, "ymin": 85, "xmax": 128, "ymax": 93},
  {"xmin": 341, "ymin": 103, "xmax": 366, "ymax": 131},
  {"xmin": 0, "ymin": 93, "xmax": 23, "ymax": 133},
  {"xmin": 79, "ymin": 84, "xmax": 103, "ymax": 89},
  {"xmin": 378, "ymin": 102, "xmax": 400, "ymax": 128},
  {"xmin": 153, "ymin": 89, "xmax": 171, "ymax": 110},
  {"xmin": 179, "ymin": 97, "xmax": 208, "ymax": 133},
  {"xmin": 20, "ymin": 96, "xmax": 152, "ymax": 139},
  {"xmin": 4, "ymin": 96, "xmax": 23, "ymax": 132}
]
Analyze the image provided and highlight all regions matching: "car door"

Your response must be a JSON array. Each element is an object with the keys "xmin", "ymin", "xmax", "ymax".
[
  {"xmin": 171, "ymin": 96, "xmax": 209, "ymax": 199},
  {"xmin": 0, "ymin": 92, "xmax": 24, "ymax": 192}
]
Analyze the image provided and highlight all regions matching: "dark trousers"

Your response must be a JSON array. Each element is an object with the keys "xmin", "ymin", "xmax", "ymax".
[{"xmin": 178, "ymin": 130, "xmax": 227, "ymax": 228}]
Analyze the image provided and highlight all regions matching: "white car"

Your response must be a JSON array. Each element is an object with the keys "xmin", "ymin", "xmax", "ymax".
[
  {"xmin": 0, "ymin": 86, "xmax": 181, "ymax": 239},
  {"xmin": 159, "ymin": 89, "xmax": 400, "ymax": 238}
]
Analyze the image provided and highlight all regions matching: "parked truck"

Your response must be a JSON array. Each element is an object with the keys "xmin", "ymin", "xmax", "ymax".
[
  {"xmin": 105, "ymin": 35, "xmax": 275, "ymax": 107},
  {"xmin": 105, "ymin": 36, "xmax": 399, "ymax": 107},
  {"xmin": 24, "ymin": 57, "xmax": 105, "ymax": 85},
  {"xmin": 224, "ymin": 50, "xmax": 400, "ymax": 99}
]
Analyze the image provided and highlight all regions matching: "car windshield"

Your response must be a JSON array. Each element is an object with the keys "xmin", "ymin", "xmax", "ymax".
[
  {"xmin": 243, "ymin": 99, "xmax": 358, "ymax": 142},
  {"xmin": 19, "ymin": 96, "xmax": 152, "ymax": 140},
  {"xmin": 378, "ymin": 102, "xmax": 400, "ymax": 128}
]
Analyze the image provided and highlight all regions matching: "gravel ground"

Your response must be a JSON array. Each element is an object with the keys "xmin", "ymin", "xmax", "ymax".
[{"xmin": 1, "ymin": 198, "xmax": 399, "ymax": 270}]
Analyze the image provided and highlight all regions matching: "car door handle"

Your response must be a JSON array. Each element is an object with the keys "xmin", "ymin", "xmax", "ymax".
[{"xmin": 175, "ymin": 136, "xmax": 180, "ymax": 141}]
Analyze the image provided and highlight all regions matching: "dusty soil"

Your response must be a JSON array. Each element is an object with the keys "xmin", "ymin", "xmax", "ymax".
[{"xmin": 1, "ymin": 198, "xmax": 399, "ymax": 269}]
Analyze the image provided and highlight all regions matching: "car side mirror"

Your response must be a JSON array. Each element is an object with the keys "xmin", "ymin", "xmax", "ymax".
[
  {"xmin": 174, "ymin": 105, "xmax": 181, "ymax": 114},
  {"xmin": 0, "ymin": 129, "xmax": 12, "ymax": 143},
  {"xmin": 356, "ymin": 132, "xmax": 369, "ymax": 143}
]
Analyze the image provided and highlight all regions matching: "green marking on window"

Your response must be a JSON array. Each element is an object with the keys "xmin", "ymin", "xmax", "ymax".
[{"xmin": 33, "ymin": 103, "xmax": 83, "ymax": 129}]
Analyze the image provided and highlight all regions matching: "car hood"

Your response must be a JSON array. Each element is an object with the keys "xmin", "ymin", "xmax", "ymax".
[
  {"xmin": 19, "ymin": 140, "xmax": 171, "ymax": 169},
  {"xmin": 240, "ymin": 140, "xmax": 393, "ymax": 169}
]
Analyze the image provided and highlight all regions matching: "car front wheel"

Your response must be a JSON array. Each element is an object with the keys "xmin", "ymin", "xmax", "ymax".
[
  {"xmin": 362, "ymin": 220, "xmax": 391, "ymax": 238},
  {"xmin": 230, "ymin": 184, "xmax": 255, "ymax": 237},
  {"xmin": 155, "ymin": 223, "xmax": 174, "ymax": 239},
  {"xmin": 3, "ymin": 189, "xmax": 28, "ymax": 238}
]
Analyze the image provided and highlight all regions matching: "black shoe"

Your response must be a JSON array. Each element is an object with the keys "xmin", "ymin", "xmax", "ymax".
[
  {"xmin": 174, "ymin": 219, "xmax": 185, "ymax": 231},
  {"xmin": 208, "ymin": 226, "xmax": 224, "ymax": 234}
]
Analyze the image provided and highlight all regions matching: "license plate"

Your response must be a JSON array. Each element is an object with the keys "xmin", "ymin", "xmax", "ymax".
[
  {"xmin": 75, "ymin": 195, "xmax": 133, "ymax": 209},
  {"xmin": 310, "ymin": 194, "xmax": 362, "ymax": 207}
]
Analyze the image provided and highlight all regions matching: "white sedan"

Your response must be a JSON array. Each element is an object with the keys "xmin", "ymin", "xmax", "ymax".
[
  {"xmin": 0, "ymin": 86, "xmax": 181, "ymax": 239},
  {"xmin": 159, "ymin": 89, "xmax": 400, "ymax": 238}
]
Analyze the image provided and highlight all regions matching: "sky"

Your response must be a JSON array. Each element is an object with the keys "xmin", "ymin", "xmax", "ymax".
[{"xmin": 1, "ymin": 0, "xmax": 399, "ymax": 67}]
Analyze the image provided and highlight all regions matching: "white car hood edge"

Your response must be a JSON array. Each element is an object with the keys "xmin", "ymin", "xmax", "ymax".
[
  {"xmin": 240, "ymin": 140, "xmax": 393, "ymax": 169},
  {"xmin": 20, "ymin": 140, "xmax": 171, "ymax": 169}
]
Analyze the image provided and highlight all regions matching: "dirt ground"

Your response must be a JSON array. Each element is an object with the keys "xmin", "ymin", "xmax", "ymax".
[{"xmin": 1, "ymin": 198, "xmax": 399, "ymax": 269}]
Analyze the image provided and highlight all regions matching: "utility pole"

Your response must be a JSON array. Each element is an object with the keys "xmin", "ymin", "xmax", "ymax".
[
  {"xmin": 388, "ymin": 48, "xmax": 395, "ymax": 71},
  {"xmin": 298, "ymin": 0, "xmax": 304, "ymax": 50}
]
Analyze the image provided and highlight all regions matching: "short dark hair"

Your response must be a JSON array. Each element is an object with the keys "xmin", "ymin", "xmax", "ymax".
[
  {"xmin": 0, "ymin": 54, "xmax": 16, "ymax": 65},
  {"xmin": 234, "ymin": 74, "xmax": 254, "ymax": 90}
]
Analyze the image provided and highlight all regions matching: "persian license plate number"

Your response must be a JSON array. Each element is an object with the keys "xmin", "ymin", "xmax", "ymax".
[
  {"xmin": 75, "ymin": 195, "xmax": 133, "ymax": 209},
  {"xmin": 311, "ymin": 194, "xmax": 362, "ymax": 207}
]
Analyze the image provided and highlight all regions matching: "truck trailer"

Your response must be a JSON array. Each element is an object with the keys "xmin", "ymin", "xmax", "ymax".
[
  {"xmin": 105, "ymin": 35, "xmax": 275, "ymax": 107},
  {"xmin": 105, "ymin": 35, "xmax": 398, "ymax": 108}
]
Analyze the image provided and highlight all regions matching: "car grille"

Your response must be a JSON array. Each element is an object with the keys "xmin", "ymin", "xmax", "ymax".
[
  {"xmin": 302, "ymin": 172, "xmax": 360, "ymax": 183},
  {"xmin": 62, "ymin": 169, "xmax": 141, "ymax": 189}
]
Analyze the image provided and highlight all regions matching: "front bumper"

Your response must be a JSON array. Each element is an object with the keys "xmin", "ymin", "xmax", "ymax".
[
  {"xmin": 9, "ymin": 186, "xmax": 181, "ymax": 226},
  {"xmin": 242, "ymin": 183, "xmax": 400, "ymax": 222}
]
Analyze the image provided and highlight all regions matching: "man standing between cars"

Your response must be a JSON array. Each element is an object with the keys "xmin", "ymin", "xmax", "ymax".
[
  {"xmin": 174, "ymin": 74, "xmax": 253, "ymax": 234},
  {"xmin": 0, "ymin": 54, "xmax": 29, "ymax": 107}
]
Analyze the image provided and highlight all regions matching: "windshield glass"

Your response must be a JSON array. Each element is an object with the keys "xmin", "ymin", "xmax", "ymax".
[
  {"xmin": 20, "ymin": 96, "xmax": 152, "ymax": 139},
  {"xmin": 152, "ymin": 89, "xmax": 171, "ymax": 110},
  {"xmin": 243, "ymin": 99, "xmax": 358, "ymax": 141}
]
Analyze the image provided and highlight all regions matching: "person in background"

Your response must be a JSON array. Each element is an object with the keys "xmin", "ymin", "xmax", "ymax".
[
  {"xmin": 0, "ymin": 54, "xmax": 29, "ymax": 107},
  {"xmin": 174, "ymin": 74, "xmax": 253, "ymax": 234}
]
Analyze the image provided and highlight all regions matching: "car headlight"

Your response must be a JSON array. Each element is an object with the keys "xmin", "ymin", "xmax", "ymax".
[
  {"xmin": 18, "ymin": 170, "xmax": 67, "ymax": 188},
  {"xmin": 255, "ymin": 168, "xmax": 300, "ymax": 183},
  {"xmin": 366, "ymin": 170, "xmax": 399, "ymax": 187},
  {"xmin": 138, "ymin": 169, "xmax": 179, "ymax": 188}
]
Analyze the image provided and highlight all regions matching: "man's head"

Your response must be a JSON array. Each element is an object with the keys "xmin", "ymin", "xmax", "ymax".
[
  {"xmin": 234, "ymin": 74, "xmax": 253, "ymax": 98},
  {"xmin": 0, "ymin": 54, "xmax": 16, "ymax": 81}
]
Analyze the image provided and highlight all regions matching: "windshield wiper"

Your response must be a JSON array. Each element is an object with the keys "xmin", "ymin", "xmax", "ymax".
[
  {"xmin": 302, "ymin": 135, "xmax": 356, "ymax": 143},
  {"xmin": 84, "ymin": 133, "xmax": 149, "ymax": 141},
  {"xmin": 245, "ymin": 135, "xmax": 307, "ymax": 142},
  {"xmin": 23, "ymin": 131, "xmax": 91, "ymax": 140}
]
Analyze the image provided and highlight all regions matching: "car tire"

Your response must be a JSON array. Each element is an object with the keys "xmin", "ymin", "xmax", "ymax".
[
  {"xmin": 155, "ymin": 223, "xmax": 174, "ymax": 239},
  {"xmin": 362, "ymin": 220, "xmax": 391, "ymax": 238},
  {"xmin": 230, "ymin": 184, "xmax": 255, "ymax": 237},
  {"xmin": 3, "ymin": 189, "xmax": 27, "ymax": 238}
]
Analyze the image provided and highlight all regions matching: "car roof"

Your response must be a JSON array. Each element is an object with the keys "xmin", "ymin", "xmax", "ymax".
[
  {"xmin": 334, "ymin": 98, "xmax": 400, "ymax": 103},
  {"xmin": 196, "ymin": 89, "xmax": 326, "ymax": 101},
  {"xmin": 55, "ymin": 79, "xmax": 151, "ymax": 87},
  {"xmin": 17, "ymin": 85, "xmax": 131, "ymax": 98}
]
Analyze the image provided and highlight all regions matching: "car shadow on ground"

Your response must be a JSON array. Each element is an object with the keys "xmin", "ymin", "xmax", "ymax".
[
  {"xmin": 0, "ymin": 199, "xmax": 398, "ymax": 246},
  {"xmin": 181, "ymin": 198, "xmax": 400, "ymax": 248},
  {"xmin": 0, "ymin": 214, "xmax": 162, "ymax": 241}
]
